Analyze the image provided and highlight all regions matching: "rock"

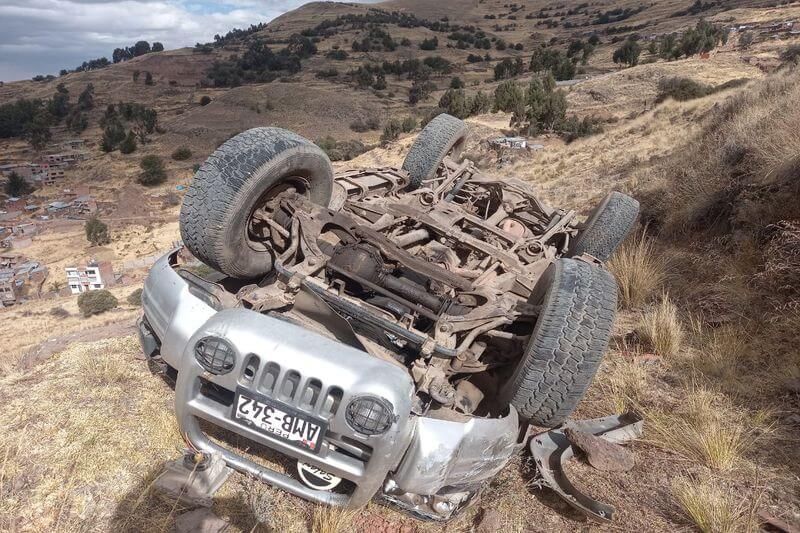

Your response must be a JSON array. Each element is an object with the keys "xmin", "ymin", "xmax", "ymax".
[
  {"xmin": 175, "ymin": 509, "xmax": 230, "ymax": 533},
  {"xmin": 564, "ymin": 427, "xmax": 635, "ymax": 472},
  {"xmin": 475, "ymin": 508, "xmax": 504, "ymax": 533}
]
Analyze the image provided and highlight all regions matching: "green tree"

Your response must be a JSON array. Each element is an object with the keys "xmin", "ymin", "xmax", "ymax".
[
  {"xmin": 438, "ymin": 88, "xmax": 470, "ymax": 119},
  {"xmin": 78, "ymin": 290, "xmax": 118, "ymax": 317},
  {"xmin": 85, "ymin": 217, "xmax": 110, "ymax": 245},
  {"xmin": 78, "ymin": 83, "xmax": 94, "ymax": 110},
  {"xmin": 119, "ymin": 131, "xmax": 137, "ymax": 154},
  {"xmin": 100, "ymin": 118, "xmax": 126, "ymax": 152},
  {"xmin": 47, "ymin": 83, "xmax": 70, "ymax": 121},
  {"xmin": 138, "ymin": 155, "xmax": 167, "ymax": 185},
  {"xmin": 613, "ymin": 39, "xmax": 642, "ymax": 67},
  {"xmin": 4, "ymin": 171, "xmax": 34, "ymax": 196},
  {"xmin": 470, "ymin": 90, "xmax": 492, "ymax": 115},
  {"xmin": 25, "ymin": 110, "xmax": 52, "ymax": 150},
  {"xmin": 66, "ymin": 109, "xmax": 88, "ymax": 134},
  {"xmin": 513, "ymin": 73, "xmax": 567, "ymax": 134},
  {"xmin": 450, "ymin": 76, "xmax": 465, "ymax": 89},
  {"xmin": 409, "ymin": 80, "xmax": 436, "ymax": 105},
  {"xmin": 493, "ymin": 80, "xmax": 524, "ymax": 113}
]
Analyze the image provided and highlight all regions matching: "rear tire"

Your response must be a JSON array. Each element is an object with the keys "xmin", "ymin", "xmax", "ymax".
[
  {"xmin": 569, "ymin": 191, "xmax": 639, "ymax": 262},
  {"xmin": 179, "ymin": 127, "xmax": 333, "ymax": 279},
  {"xmin": 502, "ymin": 258, "xmax": 617, "ymax": 427},
  {"xmin": 402, "ymin": 113, "xmax": 468, "ymax": 190}
]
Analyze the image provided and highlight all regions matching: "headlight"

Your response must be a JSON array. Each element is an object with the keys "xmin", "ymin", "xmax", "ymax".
[
  {"xmin": 194, "ymin": 336, "xmax": 236, "ymax": 375},
  {"xmin": 345, "ymin": 395, "xmax": 395, "ymax": 436}
]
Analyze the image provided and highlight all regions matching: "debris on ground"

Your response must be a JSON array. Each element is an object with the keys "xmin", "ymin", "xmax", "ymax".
[
  {"xmin": 758, "ymin": 511, "xmax": 800, "ymax": 533},
  {"xmin": 175, "ymin": 508, "xmax": 230, "ymax": 533},
  {"xmin": 153, "ymin": 452, "xmax": 232, "ymax": 507},
  {"xmin": 564, "ymin": 426, "xmax": 636, "ymax": 472},
  {"xmin": 475, "ymin": 508, "xmax": 504, "ymax": 533},
  {"xmin": 530, "ymin": 413, "xmax": 644, "ymax": 522}
]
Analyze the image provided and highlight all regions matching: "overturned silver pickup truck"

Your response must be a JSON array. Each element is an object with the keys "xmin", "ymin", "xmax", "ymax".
[{"xmin": 138, "ymin": 114, "xmax": 639, "ymax": 520}]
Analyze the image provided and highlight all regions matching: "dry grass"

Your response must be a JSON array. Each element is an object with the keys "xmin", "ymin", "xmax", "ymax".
[
  {"xmin": 608, "ymin": 231, "xmax": 669, "ymax": 308},
  {"xmin": 311, "ymin": 505, "xmax": 357, "ymax": 533},
  {"xmin": 672, "ymin": 476, "xmax": 753, "ymax": 533},
  {"xmin": 596, "ymin": 349, "xmax": 650, "ymax": 414},
  {"xmin": 648, "ymin": 387, "xmax": 749, "ymax": 471},
  {"xmin": 636, "ymin": 295, "xmax": 684, "ymax": 357}
]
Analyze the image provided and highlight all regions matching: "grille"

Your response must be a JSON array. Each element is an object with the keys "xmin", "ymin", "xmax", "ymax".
[
  {"xmin": 345, "ymin": 396, "xmax": 395, "ymax": 436},
  {"xmin": 195, "ymin": 336, "xmax": 236, "ymax": 374}
]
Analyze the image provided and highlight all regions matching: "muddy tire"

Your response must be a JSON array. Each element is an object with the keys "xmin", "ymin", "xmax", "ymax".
[
  {"xmin": 569, "ymin": 191, "xmax": 639, "ymax": 262},
  {"xmin": 503, "ymin": 258, "xmax": 617, "ymax": 427},
  {"xmin": 179, "ymin": 127, "xmax": 333, "ymax": 279},
  {"xmin": 402, "ymin": 113, "xmax": 468, "ymax": 190}
]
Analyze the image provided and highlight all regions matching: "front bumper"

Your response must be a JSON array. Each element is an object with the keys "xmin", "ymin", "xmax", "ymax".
[{"xmin": 140, "ymin": 250, "xmax": 521, "ymax": 512}]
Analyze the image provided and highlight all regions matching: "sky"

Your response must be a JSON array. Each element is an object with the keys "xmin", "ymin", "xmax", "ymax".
[{"xmin": 0, "ymin": 0, "xmax": 376, "ymax": 82}]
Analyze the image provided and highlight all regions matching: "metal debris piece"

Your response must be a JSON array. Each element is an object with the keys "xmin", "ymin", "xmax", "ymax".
[
  {"xmin": 564, "ymin": 427, "xmax": 635, "ymax": 472},
  {"xmin": 529, "ymin": 413, "xmax": 644, "ymax": 522},
  {"xmin": 153, "ymin": 451, "xmax": 233, "ymax": 507},
  {"xmin": 758, "ymin": 511, "xmax": 800, "ymax": 533}
]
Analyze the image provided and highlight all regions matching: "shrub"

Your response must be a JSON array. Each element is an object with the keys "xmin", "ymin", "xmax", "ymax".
[
  {"xmin": 672, "ymin": 476, "xmax": 749, "ymax": 533},
  {"xmin": 326, "ymin": 49, "xmax": 349, "ymax": 60},
  {"xmin": 438, "ymin": 89, "xmax": 470, "ymax": 119},
  {"xmin": 470, "ymin": 91, "xmax": 492, "ymax": 115},
  {"xmin": 78, "ymin": 289, "xmax": 118, "ymax": 317},
  {"xmin": 119, "ymin": 131, "xmax": 137, "ymax": 154},
  {"xmin": 50, "ymin": 306, "xmax": 70, "ymax": 318},
  {"xmin": 199, "ymin": 95, "xmax": 211, "ymax": 106},
  {"xmin": 409, "ymin": 80, "xmax": 436, "ymax": 104},
  {"xmin": 420, "ymin": 37, "xmax": 438, "ymax": 50},
  {"xmin": 493, "ymin": 80, "xmax": 524, "ymax": 112},
  {"xmin": 608, "ymin": 232, "xmax": 667, "ymax": 308},
  {"xmin": 127, "ymin": 288, "xmax": 143, "ymax": 306},
  {"xmin": 450, "ymin": 76, "xmax": 464, "ymax": 89},
  {"xmin": 656, "ymin": 77, "xmax": 711, "ymax": 103},
  {"xmin": 401, "ymin": 116, "xmax": 417, "ymax": 133},
  {"xmin": 529, "ymin": 46, "xmax": 575, "ymax": 80},
  {"xmin": 171, "ymin": 147, "xmax": 192, "ymax": 160},
  {"xmin": 380, "ymin": 119, "xmax": 403, "ymax": 143},
  {"xmin": 138, "ymin": 155, "xmax": 167, "ymax": 186},
  {"xmin": 613, "ymin": 39, "xmax": 642, "ymax": 67},
  {"xmin": 316, "ymin": 68, "xmax": 338, "ymax": 79},
  {"xmin": 636, "ymin": 295, "xmax": 684, "ymax": 356},
  {"xmin": 144, "ymin": 71, "xmax": 154, "ymax": 85},
  {"xmin": 561, "ymin": 115, "xmax": 604, "ymax": 142},
  {"xmin": 350, "ymin": 116, "xmax": 381, "ymax": 132},
  {"xmin": 85, "ymin": 217, "xmax": 110, "ymax": 246},
  {"xmin": 512, "ymin": 73, "xmax": 567, "ymax": 134},
  {"xmin": 316, "ymin": 137, "xmax": 368, "ymax": 161},
  {"xmin": 780, "ymin": 44, "xmax": 800, "ymax": 66}
]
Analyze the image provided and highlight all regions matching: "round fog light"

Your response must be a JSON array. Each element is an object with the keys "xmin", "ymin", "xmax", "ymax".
[
  {"xmin": 194, "ymin": 336, "xmax": 236, "ymax": 375},
  {"xmin": 345, "ymin": 395, "xmax": 395, "ymax": 436}
]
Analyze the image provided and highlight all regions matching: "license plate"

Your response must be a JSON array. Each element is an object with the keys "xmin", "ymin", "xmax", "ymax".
[{"xmin": 232, "ymin": 388, "xmax": 326, "ymax": 453}]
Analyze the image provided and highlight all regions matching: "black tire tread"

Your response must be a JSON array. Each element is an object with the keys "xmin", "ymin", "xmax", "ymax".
[
  {"xmin": 508, "ymin": 259, "xmax": 617, "ymax": 427},
  {"xmin": 401, "ymin": 113, "xmax": 468, "ymax": 190},
  {"xmin": 179, "ymin": 127, "xmax": 331, "ymax": 277},
  {"xmin": 570, "ymin": 191, "xmax": 640, "ymax": 262}
]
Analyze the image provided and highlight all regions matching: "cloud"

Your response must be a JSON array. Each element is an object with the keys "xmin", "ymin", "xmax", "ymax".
[{"xmin": 0, "ymin": 0, "xmax": 365, "ymax": 82}]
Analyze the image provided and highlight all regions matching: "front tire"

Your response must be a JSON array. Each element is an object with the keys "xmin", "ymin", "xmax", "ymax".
[
  {"xmin": 401, "ymin": 113, "xmax": 468, "ymax": 190},
  {"xmin": 502, "ymin": 258, "xmax": 617, "ymax": 427},
  {"xmin": 568, "ymin": 191, "xmax": 639, "ymax": 262},
  {"xmin": 179, "ymin": 127, "xmax": 333, "ymax": 279}
]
